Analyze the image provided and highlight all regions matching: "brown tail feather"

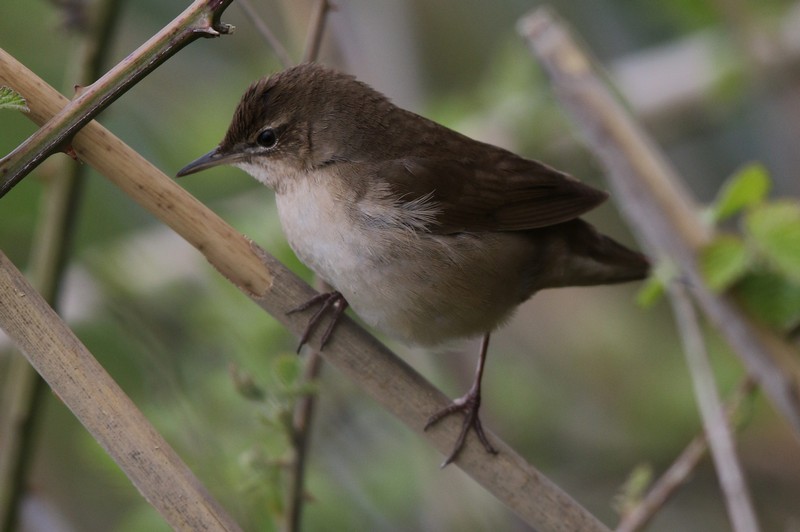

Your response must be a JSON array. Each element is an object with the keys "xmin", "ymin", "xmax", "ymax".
[{"xmin": 546, "ymin": 218, "xmax": 649, "ymax": 288}]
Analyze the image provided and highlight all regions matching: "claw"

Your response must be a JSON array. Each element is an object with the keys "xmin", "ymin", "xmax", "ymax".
[
  {"xmin": 425, "ymin": 386, "xmax": 497, "ymax": 467},
  {"xmin": 424, "ymin": 333, "xmax": 497, "ymax": 467},
  {"xmin": 287, "ymin": 291, "xmax": 348, "ymax": 352}
]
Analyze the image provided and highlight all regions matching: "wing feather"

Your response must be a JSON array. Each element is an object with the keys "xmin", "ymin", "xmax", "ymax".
[{"xmin": 375, "ymin": 156, "xmax": 608, "ymax": 234}]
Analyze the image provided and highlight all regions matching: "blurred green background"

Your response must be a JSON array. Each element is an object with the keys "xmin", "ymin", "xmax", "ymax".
[{"xmin": 2, "ymin": 0, "xmax": 799, "ymax": 530}]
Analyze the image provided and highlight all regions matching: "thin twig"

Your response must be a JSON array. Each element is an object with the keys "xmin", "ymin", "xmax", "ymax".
[
  {"xmin": 0, "ymin": 0, "xmax": 236, "ymax": 198},
  {"xmin": 519, "ymin": 6, "xmax": 800, "ymax": 435},
  {"xmin": 668, "ymin": 284, "xmax": 760, "ymax": 532},
  {"xmin": 616, "ymin": 378, "xmax": 756, "ymax": 532},
  {"xmin": 0, "ymin": 1, "xmax": 122, "ymax": 529},
  {"xmin": 302, "ymin": 0, "xmax": 333, "ymax": 63},
  {"xmin": 282, "ymin": 273, "xmax": 331, "ymax": 532},
  {"xmin": 237, "ymin": 0, "xmax": 293, "ymax": 68},
  {"xmin": 284, "ymin": 346, "xmax": 323, "ymax": 532},
  {"xmin": 0, "ymin": 49, "xmax": 610, "ymax": 532}
]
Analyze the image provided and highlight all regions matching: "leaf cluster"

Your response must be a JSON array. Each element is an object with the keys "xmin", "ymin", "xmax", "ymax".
[{"xmin": 701, "ymin": 164, "xmax": 800, "ymax": 330}]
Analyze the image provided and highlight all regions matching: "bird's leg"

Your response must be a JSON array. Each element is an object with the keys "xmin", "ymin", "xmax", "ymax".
[
  {"xmin": 287, "ymin": 291, "xmax": 349, "ymax": 352},
  {"xmin": 425, "ymin": 333, "xmax": 498, "ymax": 467}
]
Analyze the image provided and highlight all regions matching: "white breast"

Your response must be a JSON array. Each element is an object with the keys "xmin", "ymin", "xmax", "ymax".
[
  {"xmin": 274, "ymin": 176, "xmax": 445, "ymax": 341},
  {"xmin": 275, "ymin": 178, "xmax": 370, "ymax": 283},
  {"xmin": 260, "ymin": 170, "xmax": 531, "ymax": 347}
]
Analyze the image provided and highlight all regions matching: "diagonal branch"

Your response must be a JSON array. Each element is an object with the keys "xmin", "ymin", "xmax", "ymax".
[
  {"xmin": 237, "ymin": 0, "xmax": 293, "ymax": 68},
  {"xmin": 0, "ymin": 251, "xmax": 243, "ymax": 531},
  {"xmin": 0, "ymin": 0, "xmax": 235, "ymax": 198},
  {"xmin": 0, "ymin": 48, "xmax": 609, "ymax": 532},
  {"xmin": 519, "ymin": 6, "xmax": 800, "ymax": 437},
  {"xmin": 668, "ymin": 284, "xmax": 760, "ymax": 531}
]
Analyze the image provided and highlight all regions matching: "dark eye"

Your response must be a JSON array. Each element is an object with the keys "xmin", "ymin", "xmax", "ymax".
[{"xmin": 256, "ymin": 128, "xmax": 277, "ymax": 148}]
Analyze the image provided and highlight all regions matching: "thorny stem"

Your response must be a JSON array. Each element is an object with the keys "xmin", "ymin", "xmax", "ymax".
[{"xmin": 0, "ymin": 0, "xmax": 235, "ymax": 198}]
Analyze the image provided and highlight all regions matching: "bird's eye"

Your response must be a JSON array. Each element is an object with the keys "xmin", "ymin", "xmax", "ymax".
[{"xmin": 256, "ymin": 128, "xmax": 278, "ymax": 148}]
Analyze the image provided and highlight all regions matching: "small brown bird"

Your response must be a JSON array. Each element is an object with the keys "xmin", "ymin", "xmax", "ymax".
[{"xmin": 178, "ymin": 63, "xmax": 648, "ymax": 466}]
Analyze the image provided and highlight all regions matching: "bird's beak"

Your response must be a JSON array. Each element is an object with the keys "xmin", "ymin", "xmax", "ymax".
[{"xmin": 176, "ymin": 147, "xmax": 243, "ymax": 177}]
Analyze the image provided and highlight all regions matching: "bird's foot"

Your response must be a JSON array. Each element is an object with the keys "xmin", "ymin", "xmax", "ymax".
[
  {"xmin": 287, "ymin": 291, "xmax": 348, "ymax": 352},
  {"xmin": 424, "ymin": 386, "xmax": 498, "ymax": 467}
]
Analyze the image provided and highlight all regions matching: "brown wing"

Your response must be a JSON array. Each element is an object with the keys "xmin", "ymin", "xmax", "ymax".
[{"xmin": 375, "ymin": 155, "xmax": 609, "ymax": 234}]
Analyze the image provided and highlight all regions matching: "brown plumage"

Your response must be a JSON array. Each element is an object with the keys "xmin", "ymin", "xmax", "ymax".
[{"xmin": 178, "ymin": 62, "xmax": 649, "ymax": 466}]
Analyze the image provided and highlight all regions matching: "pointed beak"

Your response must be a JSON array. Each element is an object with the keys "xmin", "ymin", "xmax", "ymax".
[{"xmin": 176, "ymin": 147, "xmax": 243, "ymax": 177}]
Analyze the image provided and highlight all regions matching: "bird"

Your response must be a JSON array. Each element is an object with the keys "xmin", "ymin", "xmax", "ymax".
[{"xmin": 177, "ymin": 62, "xmax": 649, "ymax": 466}]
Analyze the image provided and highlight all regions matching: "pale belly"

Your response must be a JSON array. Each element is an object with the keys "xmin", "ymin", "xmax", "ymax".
[{"xmin": 275, "ymin": 188, "xmax": 535, "ymax": 346}]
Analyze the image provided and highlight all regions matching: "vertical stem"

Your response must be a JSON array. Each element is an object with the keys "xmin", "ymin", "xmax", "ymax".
[
  {"xmin": 302, "ymin": 0, "xmax": 332, "ymax": 63},
  {"xmin": 0, "ymin": 354, "xmax": 44, "ymax": 532},
  {"xmin": 668, "ymin": 283, "xmax": 760, "ymax": 532},
  {"xmin": 283, "ymin": 346, "xmax": 323, "ymax": 532}
]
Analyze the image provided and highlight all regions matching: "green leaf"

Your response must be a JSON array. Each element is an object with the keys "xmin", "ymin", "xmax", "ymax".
[
  {"xmin": 699, "ymin": 235, "xmax": 750, "ymax": 291},
  {"xmin": 613, "ymin": 463, "xmax": 653, "ymax": 516},
  {"xmin": 636, "ymin": 275, "xmax": 665, "ymax": 307},
  {"xmin": 708, "ymin": 163, "xmax": 771, "ymax": 222},
  {"xmin": 0, "ymin": 86, "xmax": 29, "ymax": 112},
  {"xmin": 636, "ymin": 260, "xmax": 677, "ymax": 307},
  {"xmin": 230, "ymin": 365, "xmax": 265, "ymax": 401},
  {"xmin": 745, "ymin": 201, "xmax": 800, "ymax": 283},
  {"xmin": 272, "ymin": 354, "xmax": 301, "ymax": 387},
  {"xmin": 735, "ymin": 271, "xmax": 800, "ymax": 330}
]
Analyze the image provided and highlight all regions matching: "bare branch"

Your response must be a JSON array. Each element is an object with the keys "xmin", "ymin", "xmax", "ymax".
[
  {"xmin": 519, "ymin": 6, "xmax": 800, "ymax": 436},
  {"xmin": 668, "ymin": 284, "xmax": 760, "ymax": 531}
]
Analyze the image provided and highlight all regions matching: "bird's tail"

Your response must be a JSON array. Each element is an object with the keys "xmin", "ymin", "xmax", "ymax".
[{"xmin": 551, "ymin": 218, "xmax": 650, "ymax": 287}]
